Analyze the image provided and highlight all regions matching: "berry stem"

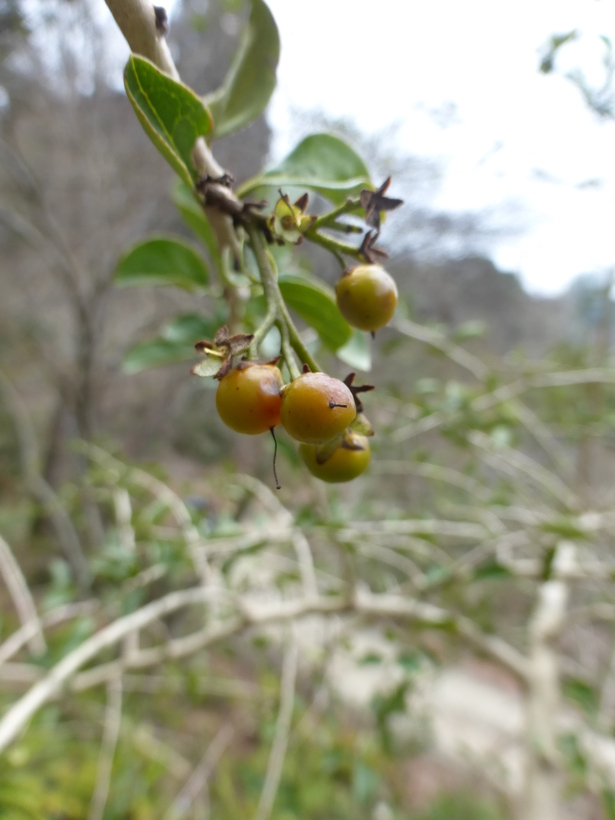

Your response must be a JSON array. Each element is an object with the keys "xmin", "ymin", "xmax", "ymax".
[
  {"xmin": 303, "ymin": 227, "xmax": 365, "ymax": 268},
  {"xmin": 270, "ymin": 427, "xmax": 281, "ymax": 490},
  {"xmin": 245, "ymin": 221, "xmax": 321, "ymax": 376},
  {"xmin": 311, "ymin": 196, "xmax": 364, "ymax": 230},
  {"xmin": 277, "ymin": 319, "xmax": 301, "ymax": 381}
]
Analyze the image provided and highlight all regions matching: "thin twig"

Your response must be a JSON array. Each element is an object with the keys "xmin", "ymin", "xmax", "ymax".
[
  {"xmin": 393, "ymin": 316, "xmax": 489, "ymax": 381},
  {"xmin": 0, "ymin": 587, "xmax": 529, "ymax": 752},
  {"xmin": 88, "ymin": 675, "xmax": 123, "ymax": 820},
  {"xmin": 0, "ymin": 600, "xmax": 97, "ymax": 668},
  {"xmin": 79, "ymin": 442, "xmax": 211, "ymax": 586},
  {"xmin": 163, "ymin": 724, "xmax": 234, "ymax": 820},
  {"xmin": 0, "ymin": 371, "xmax": 89, "ymax": 589},
  {"xmin": 0, "ymin": 534, "xmax": 45, "ymax": 656},
  {"xmin": 253, "ymin": 637, "xmax": 299, "ymax": 820}
]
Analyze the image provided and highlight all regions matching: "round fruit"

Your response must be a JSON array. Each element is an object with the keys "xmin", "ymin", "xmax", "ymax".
[
  {"xmin": 280, "ymin": 372, "xmax": 355, "ymax": 445},
  {"xmin": 300, "ymin": 432, "xmax": 371, "ymax": 483},
  {"xmin": 216, "ymin": 362, "xmax": 283, "ymax": 435},
  {"xmin": 335, "ymin": 264, "xmax": 398, "ymax": 333}
]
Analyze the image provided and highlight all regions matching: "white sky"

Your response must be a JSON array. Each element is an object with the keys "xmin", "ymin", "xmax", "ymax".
[
  {"xmin": 262, "ymin": 0, "xmax": 615, "ymax": 295},
  {"xmin": 162, "ymin": 1, "xmax": 614, "ymax": 294}
]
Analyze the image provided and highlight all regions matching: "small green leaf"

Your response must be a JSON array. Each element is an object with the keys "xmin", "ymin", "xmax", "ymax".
[
  {"xmin": 237, "ymin": 133, "xmax": 372, "ymax": 205},
  {"xmin": 172, "ymin": 181, "xmax": 222, "ymax": 271},
  {"xmin": 123, "ymin": 339, "xmax": 196, "ymax": 373},
  {"xmin": 124, "ymin": 55, "xmax": 213, "ymax": 185},
  {"xmin": 473, "ymin": 560, "xmax": 512, "ymax": 580},
  {"xmin": 336, "ymin": 330, "xmax": 372, "ymax": 372},
  {"xmin": 352, "ymin": 762, "xmax": 380, "ymax": 805},
  {"xmin": 278, "ymin": 272, "xmax": 352, "ymax": 350},
  {"xmin": 397, "ymin": 651, "xmax": 422, "ymax": 674},
  {"xmin": 563, "ymin": 678, "xmax": 598, "ymax": 717},
  {"xmin": 115, "ymin": 236, "xmax": 209, "ymax": 290},
  {"xmin": 204, "ymin": 0, "xmax": 279, "ymax": 139}
]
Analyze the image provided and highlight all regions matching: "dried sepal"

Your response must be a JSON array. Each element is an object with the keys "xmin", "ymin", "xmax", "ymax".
[
  {"xmin": 191, "ymin": 325, "xmax": 254, "ymax": 381},
  {"xmin": 360, "ymin": 230, "xmax": 389, "ymax": 264},
  {"xmin": 360, "ymin": 177, "xmax": 404, "ymax": 229},
  {"xmin": 343, "ymin": 372, "xmax": 375, "ymax": 414}
]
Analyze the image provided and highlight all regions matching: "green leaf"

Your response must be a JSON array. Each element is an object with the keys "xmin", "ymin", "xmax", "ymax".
[
  {"xmin": 124, "ymin": 55, "xmax": 213, "ymax": 185},
  {"xmin": 123, "ymin": 339, "xmax": 196, "ymax": 374},
  {"xmin": 278, "ymin": 272, "xmax": 352, "ymax": 350},
  {"xmin": 237, "ymin": 133, "xmax": 372, "ymax": 205},
  {"xmin": 563, "ymin": 678, "xmax": 598, "ymax": 717},
  {"xmin": 204, "ymin": 0, "xmax": 279, "ymax": 139},
  {"xmin": 172, "ymin": 181, "xmax": 222, "ymax": 271},
  {"xmin": 352, "ymin": 762, "xmax": 380, "ymax": 805},
  {"xmin": 162, "ymin": 313, "xmax": 221, "ymax": 344},
  {"xmin": 336, "ymin": 330, "xmax": 372, "ymax": 372},
  {"xmin": 473, "ymin": 560, "xmax": 512, "ymax": 580},
  {"xmin": 115, "ymin": 236, "xmax": 209, "ymax": 290}
]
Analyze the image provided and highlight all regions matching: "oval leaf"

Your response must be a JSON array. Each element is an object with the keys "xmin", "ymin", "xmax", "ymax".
[
  {"xmin": 278, "ymin": 272, "xmax": 352, "ymax": 351},
  {"xmin": 123, "ymin": 339, "xmax": 196, "ymax": 374},
  {"xmin": 172, "ymin": 181, "xmax": 222, "ymax": 271},
  {"xmin": 115, "ymin": 236, "xmax": 209, "ymax": 290},
  {"xmin": 124, "ymin": 55, "xmax": 213, "ymax": 185},
  {"xmin": 336, "ymin": 329, "xmax": 372, "ymax": 372},
  {"xmin": 204, "ymin": 0, "xmax": 279, "ymax": 140},
  {"xmin": 238, "ymin": 134, "xmax": 372, "ymax": 205}
]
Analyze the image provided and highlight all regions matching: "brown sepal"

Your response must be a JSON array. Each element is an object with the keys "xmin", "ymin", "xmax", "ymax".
[
  {"xmin": 213, "ymin": 357, "xmax": 235, "ymax": 380},
  {"xmin": 294, "ymin": 193, "xmax": 309, "ymax": 212},
  {"xmin": 360, "ymin": 177, "xmax": 404, "ymax": 229},
  {"xmin": 360, "ymin": 230, "xmax": 389, "ymax": 264},
  {"xmin": 213, "ymin": 326, "xmax": 254, "ymax": 357},
  {"xmin": 343, "ymin": 372, "xmax": 375, "ymax": 414},
  {"xmin": 302, "ymin": 363, "xmax": 312, "ymax": 374},
  {"xmin": 193, "ymin": 326, "xmax": 254, "ymax": 381}
]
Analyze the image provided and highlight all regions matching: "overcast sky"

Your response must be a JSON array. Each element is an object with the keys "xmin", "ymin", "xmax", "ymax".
[
  {"xmin": 148, "ymin": 1, "xmax": 615, "ymax": 295},
  {"xmin": 262, "ymin": 0, "xmax": 615, "ymax": 296}
]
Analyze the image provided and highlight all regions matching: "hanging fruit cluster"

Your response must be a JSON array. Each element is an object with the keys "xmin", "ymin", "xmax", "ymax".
[{"xmin": 190, "ymin": 178, "xmax": 401, "ymax": 487}]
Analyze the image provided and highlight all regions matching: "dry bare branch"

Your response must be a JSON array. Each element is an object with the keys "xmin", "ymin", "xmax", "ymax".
[
  {"xmin": 88, "ymin": 675, "xmax": 123, "ymax": 820},
  {"xmin": 253, "ymin": 637, "xmax": 299, "ymax": 820},
  {"xmin": 163, "ymin": 724, "xmax": 234, "ymax": 820},
  {"xmin": 0, "ymin": 534, "xmax": 45, "ymax": 656}
]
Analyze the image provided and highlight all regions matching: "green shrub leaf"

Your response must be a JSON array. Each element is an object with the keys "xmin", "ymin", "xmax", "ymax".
[
  {"xmin": 278, "ymin": 272, "xmax": 352, "ymax": 350},
  {"xmin": 123, "ymin": 339, "xmax": 196, "ymax": 373},
  {"xmin": 238, "ymin": 134, "xmax": 372, "ymax": 204},
  {"xmin": 115, "ymin": 236, "xmax": 209, "ymax": 290},
  {"xmin": 124, "ymin": 55, "xmax": 213, "ymax": 185},
  {"xmin": 336, "ymin": 330, "xmax": 372, "ymax": 372},
  {"xmin": 204, "ymin": 0, "xmax": 279, "ymax": 139},
  {"xmin": 162, "ymin": 313, "xmax": 220, "ymax": 343},
  {"xmin": 172, "ymin": 181, "xmax": 222, "ymax": 271}
]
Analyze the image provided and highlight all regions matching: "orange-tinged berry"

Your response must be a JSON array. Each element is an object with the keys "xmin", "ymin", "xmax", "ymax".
[
  {"xmin": 335, "ymin": 264, "xmax": 398, "ymax": 333},
  {"xmin": 216, "ymin": 362, "xmax": 283, "ymax": 435},
  {"xmin": 300, "ymin": 432, "xmax": 371, "ymax": 483},
  {"xmin": 280, "ymin": 372, "xmax": 355, "ymax": 445}
]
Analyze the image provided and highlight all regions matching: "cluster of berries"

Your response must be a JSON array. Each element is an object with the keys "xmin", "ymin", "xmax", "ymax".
[{"xmin": 214, "ymin": 263, "xmax": 398, "ymax": 484}]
